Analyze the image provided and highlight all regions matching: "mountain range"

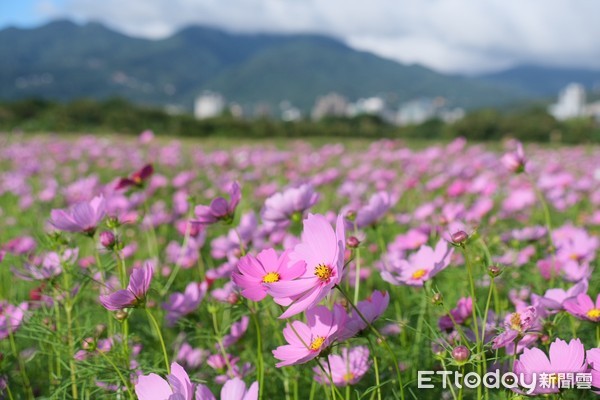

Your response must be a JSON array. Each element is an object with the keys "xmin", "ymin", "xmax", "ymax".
[{"xmin": 1, "ymin": 20, "xmax": 600, "ymax": 112}]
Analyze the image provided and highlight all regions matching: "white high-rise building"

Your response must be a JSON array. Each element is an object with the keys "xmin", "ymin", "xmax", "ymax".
[
  {"xmin": 194, "ymin": 91, "xmax": 225, "ymax": 119},
  {"xmin": 548, "ymin": 83, "xmax": 586, "ymax": 120}
]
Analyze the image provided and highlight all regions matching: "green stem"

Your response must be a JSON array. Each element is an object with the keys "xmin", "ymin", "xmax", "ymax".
[
  {"xmin": 462, "ymin": 248, "xmax": 481, "ymax": 400},
  {"xmin": 353, "ymin": 245, "xmax": 361, "ymax": 304},
  {"xmin": 412, "ymin": 283, "xmax": 429, "ymax": 378},
  {"xmin": 335, "ymin": 285, "xmax": 405, "ymax": 400},
  {"xmin": 98, "ymin": 350, "xmax": 135, "ymax": 400},
  {"xmin": 63, "ymin": 262, "xmax": 79, "ymax": 399},
  {"xmin": 249, "ymin": 303, "xmax": 265, "ymax": 400},
  {"xmin": 8, "ymin": 329, "xmax": 33, "ymax": 400},
  {"xmin": 145, "ymin": 308, "xmax": 170, "ymax": 373},
  {"xmin": 368, "ymin": 338, "xmax": 382, "ymax": 400}
]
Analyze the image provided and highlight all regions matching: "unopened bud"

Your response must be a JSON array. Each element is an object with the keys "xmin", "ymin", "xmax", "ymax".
[
  {"xmin": 115, "ymin": 310, "xmax": 128, "ymax": 321},
  {"xmin": 347, "ymin": 236, "xmax": 361, "ymax": 248},
  {"xmin": 431, "ymin": 292, "xmax": 443, "ymax": 305},
  {"xmin": 451, "ymin": 230, "xmax": 468, "ymax": 244},
  {"xmin": 346, "ymin": 210, "xmax": 357, "ymax": 222},
  {"xmin": 488, "ymin": 265, "xmax": 502, "ymax": 278},
  {"xmin": 452, "ymin": 345, "xmax": 470, "ymax": 364},
  {"xmin": 82, "ymin": 337, "xmax": 95, "ymax": 350},
  {"xmin": 99, "ymin": 231, "xmax": 116, "ymax": 249}
]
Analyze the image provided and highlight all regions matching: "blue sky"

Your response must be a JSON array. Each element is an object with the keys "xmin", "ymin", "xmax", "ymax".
[
  {"xmin": 2, "ymin": 0, "xmax": 600, "ymax": 75},
  {"xmin": 0, "ymin": 0, "xmax": 64, "ymax": 28}
]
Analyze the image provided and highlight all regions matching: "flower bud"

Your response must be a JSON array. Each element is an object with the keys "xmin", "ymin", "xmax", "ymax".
[
  {"xmin": 452, "ymin": 345, "xmax": 470, "ymax": 364},
  {"xmin": 347, "ymin": 236, "xmax": 361, "ymax": 248},
  {"xmin": 451, "ymin": 230, "xmax": 468, "ymax": 245},
  {"xmin": 99, "ymin": 231, "xmax": 116, "ymax": 249},
  {"xmin": 346, "ymin": 210, "xmax": 357, "ymax": 222},
  {"xmin": 115, "ymin": 310, "xmax": 128, "ymax": 321},
  {"xmin": 431, "ymin": 292, "xmax": 443, "ymax": 306},
  {"xmin": 488, "ymin": 265, "xmax": 502, "ymax": 278}
]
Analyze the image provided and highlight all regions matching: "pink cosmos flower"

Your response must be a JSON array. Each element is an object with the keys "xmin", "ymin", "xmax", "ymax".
[
  {"xmin": 492, "ymin": 306, "xmax": 540, "ymax": 351},
  {"xmin": 176, "ymin": 342, "xmax": 209, "ymax": 370},
  {"xmin": 380, "ymin": 240, "xmax": 453, "ymax": 287},
  {"xmin": 501, "ymin": 141, "xmax": 526, "ymax": 173},
  {"xmin": 49, "ymin": 195, "xmax": 106, "ymax": 235},
  {"xmin": 232, "ymin": 249, "xmax": 305, "ymax": 302},
  {"xmin": 273, "ymin": 305, "xmax": 345, "ymax": 367},
  {"xmin": 115, "ymin": 164, "xmax": 154, "ymax": 190},
  {"xmin": 564, "ymin": 293, "xmax": 600, "ymax": 322},
  {"xmin": 338, "ymin": 291, "xmax": 389, "ymax": 341},
  {"xmin": 354, "ymin": 191, "xmax": 393, "ymax": 228},
  {"xmin": 314, "ymin": 346, "xmax": 371, "ymax": 386},
  {"xmin": 163, "ymin": 282, "xmax": 208, "ymax": 326},
  {"xmin": 537, "ymin": 281, "xmax": 588, "ymax": 311},
  {"xmin": 99, "ymin": 262, "xmax": 153, "ymax": 311},
  {"xmin": 135, "ymin": 362, "xmax": 193, "ymax": 400},
  {"xmin": 513, "ymin": 338, "xmax": 587, "ymax": 395},
  {"xmin": 0, "ymin": 301, "xmax": 28, "ymax": 339},
  {"xmin": 588, "ymin": 348, "xmax": 600, "ymax": 392},
  {"xmin": 194, "ymin": 181, "xmax": 241, "ymax": 225},
  {"xmin": 219, "ymin": 316, "xmax": 250, "ymax": 350},
  {"xmin": 195, "ymin": 378, "xmax": 258, "ymax": 400},
  {"xmin": 261, "ymin": 184, "xmax": 319, "ymax": 227},
  {"xmin": 267, "ymin": 213, "xmax": 345, "ymax": 319},
  {"xmin": 438, "ymin": 297, "xmax": 473, "ymax": 331}
]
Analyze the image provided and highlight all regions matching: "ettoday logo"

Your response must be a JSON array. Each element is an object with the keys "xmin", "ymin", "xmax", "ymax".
[{"xmin": 417, "ymin": 370, "xmax": 593, "ymax": 394}]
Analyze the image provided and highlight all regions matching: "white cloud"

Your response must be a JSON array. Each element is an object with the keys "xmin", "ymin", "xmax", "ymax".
[{"xmin": 37, "ymin": 0, "xmax": 600, "ymax": 74}]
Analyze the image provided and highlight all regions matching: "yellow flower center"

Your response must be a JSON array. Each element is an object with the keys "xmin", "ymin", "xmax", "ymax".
[
  {"xmin": 343, "ymin": 372, "xmax": 355, "ymax": 382},
  {"xmin": 309, "ymin": 336, "xmax": 326, "ymax": 351},
  {"xmin": 262, "ymin": 272, "xmax": 281, "ymax": 283},
  {"xmin": 569, "ymin": 253, "xmax": 580, "ymax": 261},
  {"xmin": 314, "ymin": 264, "xmax": 333, "ymax": 281},
  {"xmin": 587, "ymin": 308, "xmax": 600, "ymax": 320},
  {"xmin": 509, "ymin": 312, "xmax": 521, "ymax": 330},
  {"xmin": 411, "ymin": 269, "xmax": 427, "ymax": 280}
]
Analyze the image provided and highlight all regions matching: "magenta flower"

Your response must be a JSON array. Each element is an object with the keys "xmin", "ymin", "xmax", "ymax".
[
  {"xmin": 588, "ymin": 348, "xmax": 600, "ymax": 392},
  {"xmin": 564, "ymin": 293, "xmax": 600, "ymax": 322},
  {"xmin": 219, "ymin": 316, "xmax": 249, "ymax": 350},
  {"xmin": 267, "ymin": 213, "xmax": 345, "ymax": 319},
  {"xmin": 195, "ymin": 378, "xmax": 258, "ymax": 400},
  {"xmin": 314, "ymin": 346, "xmax": 371, "ymax": 386},
  {"xmin": 354, "ymin": 191, "xmax": 393, "ymax": 228},
  {"xmin": 232, "ymin": 249, "xmax": 305, "ymax": 302},
  {"xmin": 538, "ymin": 281, "xmax": 588, "ymax": 311},
  {"xmin": 438, "ymin": 297, "xmax": 473, "ymax": 331},
  {"xmin": 501, "ymin": 141, "xmax": 526, "ymax": 173},
  {"xmin": 99, "ymin": 262, "xmax": 153, "ymax": 311},
  {"xmin": 49, "ymin": 195, "xmax": 106, "ymax": 235},
  {"xmin": 380, "ymin": 240, "xmax": 453, "ymax": 287},
  {"xmin": 115, "ymin": 164, "xmax": 154, "ymax": 190},
  {"xmin": 492, "ymin": 306, "xmax": 540, "ymax": 350},
  {"xmin": 338, "ymin": 291, "xmax": 389, "ymax": 340},
  {"xmin": 513, "ymin": 338, "xmax": 586, "ymax": 395},
  {"xmin": 176, "ymin": 342, "xmax": 209, "ymax": 370},
  {"xmin": 261, "ymin": 184, "xmax": 319, "ymax": 226},
  {"xmin": 12, "ymin": 249, "xmax": 77, "ymax": 281},
  {"xmin": 162, "ymin": 282, "xmax": 208, "ymax": 326},
  {"xmin": 273, "ymin": 305, "xmax": 345, "ymax": 367},
  {"xmin": 135, "ymin": 362, "xmax": 193, "ymax": 400},
  {"xmin": 194, "ymin": 181, "xmax": 241, "ymax": 225},
  {"xmin": 0, "ymin": 301, "xmax": 28, "ymax": 340}
]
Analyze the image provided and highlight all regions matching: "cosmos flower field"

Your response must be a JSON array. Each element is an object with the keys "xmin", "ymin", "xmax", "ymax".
[{"xmin": 1, "ymin": 132, "xmax": 600, "ymax": 399}]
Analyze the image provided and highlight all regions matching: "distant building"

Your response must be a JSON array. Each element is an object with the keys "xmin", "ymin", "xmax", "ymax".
[
  {"xmin": 311, "ymin": 93, "xmax": 348, "ymax": 120},
  {"xmin": 194, "ymin": 91, "xmax": 225, "ymax": 119},
  {"xmin": 548, "ymin": 83, "xmax": 586, "ymax": 120},
  {"xmin": 347, "ymin": 96, "xmax": 386, "ymax": 117},
  {"xmin": 394, "ymin": 97, "xmax": 464, "ymax": 126},
  {"xmin": 279, "ymin": 101, "xmax": 302, "ymax": 121}
]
